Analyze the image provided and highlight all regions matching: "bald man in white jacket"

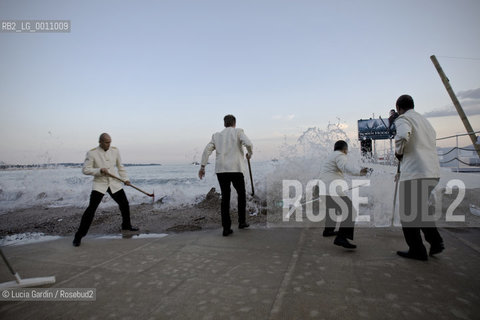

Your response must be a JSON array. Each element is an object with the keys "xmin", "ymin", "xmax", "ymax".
[
  {"xmin": 73, "ymin": 133, "xmax": 138, "ymax": 247},
  {"xmin": 394, "ymin": 95, "xmax": 444, "ymax": 261},
  {"xmin": 199, "ymin": 115, "xmax": 253, "ymax": 236}
]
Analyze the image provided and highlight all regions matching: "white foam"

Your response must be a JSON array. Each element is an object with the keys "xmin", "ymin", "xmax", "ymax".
[
  {"xmin": 0, "ymin": 161, "xmax": 274, "ymax": 214},
  {"xmin": 259, "ymin": 122, "xmax": 480, "ymax": 227},
  {"xmin": 470, "ymin": 205, "xmax": 480, "ymax": 217},
  {"xmin": 1, "ymin": 123, "xmax": 478, "ymax": 221},
  {"xmin": 0, "ymin": 233, "xmax": 62, "ymax": 247}
]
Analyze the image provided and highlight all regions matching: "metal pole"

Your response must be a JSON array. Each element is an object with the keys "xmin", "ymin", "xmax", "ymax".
[
  {"xmin": 389, "ymin": 139, "xmax": 393, "ymax": 165},
  {"xmin": 456, "ymin": 135, "xmax": 459, "ymax": 172},
  {"xmin": 430, "ymin": 55, "xmax": 480, "ymax": 159}
]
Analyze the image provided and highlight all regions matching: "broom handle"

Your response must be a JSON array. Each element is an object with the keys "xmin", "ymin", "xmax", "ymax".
[
  {"xmin": 0, "ymin": 249, "xmax": 16, "ymax": 276},
  {"xmin": 392, "ymin": 162, "xmax": 401, "ymax": 225},
  {"xmin": 247, "ymin": 158, "xmax": 255, "ymax": 196},
  {"xmin": 106, "ymin": 172, "xmax": 153, "ymax": 197}
]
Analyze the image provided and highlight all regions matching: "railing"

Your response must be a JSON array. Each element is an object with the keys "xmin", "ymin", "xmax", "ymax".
[
  {"xmin": 436, "ymin": 131, "xmax": 480, "ymax": 172},
  {"xmin": 366, "ymin": 131, "xmax": 479, "ymax": 171}
]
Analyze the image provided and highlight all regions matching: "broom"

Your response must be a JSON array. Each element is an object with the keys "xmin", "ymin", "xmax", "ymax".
[
  {"xmin": 106, "ymin": 172, "xmax": 155, "ymax": 202},
  {"xmin": 0, "ymin": 249, "xmax": 56, "ymax": 289},
  {"xmin": 247, "ymin": 158, "xmax": 255, "ymax": 196},
  {"xmin": 392, "ymin": 162, "xmax": 401, "ymax": 226}
]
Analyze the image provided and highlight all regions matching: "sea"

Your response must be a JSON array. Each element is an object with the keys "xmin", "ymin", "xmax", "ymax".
[
  {"xmin": 1, "ymin": 123, "xmax": 479, "ymax": 225},
  {"xmin": 0, "ymin": 162, "xmax": 274, "ymax": 213}
]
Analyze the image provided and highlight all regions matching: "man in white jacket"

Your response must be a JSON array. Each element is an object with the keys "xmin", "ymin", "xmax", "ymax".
[
  {"xmin": 320, "ymin": 140, "xmax": 368, "ymax": 249},
  {"xmin": 394, "ymin": 95, "xmax": 444, "ymax": 261},
  {"xmin": 199, "ymin": 115, "xmax": 253, "ymax": 236},
  {"xmin": 73, "ymin": 133, "xmax": 138, "ymax": 247}
]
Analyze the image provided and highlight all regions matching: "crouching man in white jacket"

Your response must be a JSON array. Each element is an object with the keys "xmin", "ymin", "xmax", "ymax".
[{"xmin": 319, "ymin": 140, "xmax": 369, "ymax": 249}]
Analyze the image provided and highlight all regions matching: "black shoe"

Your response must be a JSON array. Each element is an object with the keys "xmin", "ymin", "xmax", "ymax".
[
  {"xmin": 334, "ymin": 236, "xmax": 356, "ymax": 249},
  {"xmin": 397, "ymin": 250, "xmax": 428, "ymax": 261},
  {"xmin": 323, "ymin": 230, "xmax": 338, "ymax": 237},
  {"xmin": 72, "ymin": 237, "xmax": 81, "ymax": 247},
  {"xmin": 122, "ymin": 226, "xmax": 140, "ymax": 232},
  {"xmin": 429, "ymin": 243, "xmax": 445, "ymax": 256},
  {"xmin": 239, "ymin": 223, "xmax": 250, "ymax": 229},
  {"xmin": 223, "ymin": 229, "xmax": 233, "ymax": 237}
]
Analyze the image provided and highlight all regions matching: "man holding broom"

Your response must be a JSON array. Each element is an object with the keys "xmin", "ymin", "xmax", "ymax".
[
  {"xmin": 394, "ymin": 95, "xmax": 444, "ymax": 261},
  {"xmin": 199, "ymin": 115, "xmax": 253, "ymax": 237},
  {"xmin": 73, "ymin": 133, "xmax": 139, "ymax": 247}
]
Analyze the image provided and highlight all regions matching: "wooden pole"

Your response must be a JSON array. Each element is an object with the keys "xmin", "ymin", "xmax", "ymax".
[{"xmin": 430, "ymin": 55, "xmax": 480, "ymax": 159}]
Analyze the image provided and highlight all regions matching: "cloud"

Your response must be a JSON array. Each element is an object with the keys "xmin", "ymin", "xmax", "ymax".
[
  {"xmin": 457, "ymin": 88, "xmax": 480, "ymax": 100},
  {"xmin": 273, "ymin": 114, "xmax": 295, "ymax": 121},
  {"xmin": 423, "ymin": 88, "xmax": 480, "ymax": 118}
]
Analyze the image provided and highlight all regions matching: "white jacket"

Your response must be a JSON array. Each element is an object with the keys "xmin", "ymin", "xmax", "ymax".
[
  {"xmin": 319, "ymin": 151, "xmax": 363, "ymax": 196},
  {"xmin": 82, "ymin": 146, "xmax": 129, "ymax": 194},
  {"xmin": 395, "ymin": 109, "xmax": 440, "ymax": 181},
  {"xmin": 201, "ymin": 127, "xmax": 253, "ymax": 173}
]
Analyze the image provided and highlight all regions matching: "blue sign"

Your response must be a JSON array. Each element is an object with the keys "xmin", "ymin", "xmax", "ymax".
[{"xmin": 358, "ymin": 118, "xmax": 395, "ymax": 140}]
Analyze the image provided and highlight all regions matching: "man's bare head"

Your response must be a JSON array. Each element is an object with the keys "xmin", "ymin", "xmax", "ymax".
[
  {"xmin": 224, "ymin": 114, "xmax": 236, "ymax": 128},
  {"xmin": 396, "ymin": 94, "xmax": 414, "ymax": 115},
  {"xmin": 99, "ymin": 133, "xmax": 112, "ymax": 151}
]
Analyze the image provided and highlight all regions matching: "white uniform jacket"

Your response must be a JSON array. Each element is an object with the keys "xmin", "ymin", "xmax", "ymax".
[
  {"xmin": 394, "ymin": 109, "xmax": 440, "ymax": 182},
  {"xmin": 201, "ymin": 127, "xmax": 253, "ymax": 173},
  {"xmin": 82, "ymin": 146, "xmax": 129, "ymax": 194},
  {"xmin": 319, "ymin": 151, "xmax": 363, "ymax": 196}
]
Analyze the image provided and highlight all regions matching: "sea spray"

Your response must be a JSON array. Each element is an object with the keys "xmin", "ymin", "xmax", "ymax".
[
  {"xmin": 258, "ymin": 121, "xmax": 401, "ymax": 227},
  {"xmin": 259, "ymin": 120, "xmax": 480, "ymax": 227},
  {"xmin": 0, "ymin": 122, "xmax": 370, "ymax": 216},
  {"xmin": 1, "ymin": 122, "xmax": 479, "ymax": 227}
]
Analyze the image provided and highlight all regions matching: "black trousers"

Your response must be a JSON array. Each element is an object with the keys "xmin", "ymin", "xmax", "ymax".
[
  {"xmin": 399, "ymin": 178, "xmax": 443, "ymax": 255},
  {"xmin": 76, "ymin": 188, "xmax": 132, "ymax": 238},
  {"xmin": 323, "ymin": 195, "xmax": 355, "ymax": 240},
  {"xmin": 216, "ymin": 172, "xmax": 247, "ymax": 230}
]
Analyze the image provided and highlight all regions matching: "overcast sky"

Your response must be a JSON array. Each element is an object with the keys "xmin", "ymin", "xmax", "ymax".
[{"xmin": 1, "ymin": 0, "xmax": 479, "ymax": 164}]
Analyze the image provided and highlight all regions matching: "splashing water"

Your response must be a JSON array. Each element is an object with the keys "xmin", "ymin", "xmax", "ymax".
[
  {"xmin": 252, "ymin": 121, "xmax": 401, "ymax": 227},
  {"xmin": 256, "ymin": 121, "xmax": 480, "ymax": 228},
  {"xmin": 0, "ymin": 122, "xmax": 384, "ymax": 221},
  {"xmin": 2, "ymin": 121, "xmax": 479, "ymax": 228}
]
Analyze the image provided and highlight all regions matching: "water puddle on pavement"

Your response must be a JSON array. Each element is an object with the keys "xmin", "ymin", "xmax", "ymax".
[{"xmin": 97, "ymin": 233, "xmax": 168, "ymax": 240}]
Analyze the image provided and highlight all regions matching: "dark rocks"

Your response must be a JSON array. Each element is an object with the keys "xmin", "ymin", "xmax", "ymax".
[
  {"xmin": 197, "ymin": 188, "xmax": 221, "ymax": 209},
  {"xmin": 36, "ymin": 192, "xmax": 48, "ymax": 200}
]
